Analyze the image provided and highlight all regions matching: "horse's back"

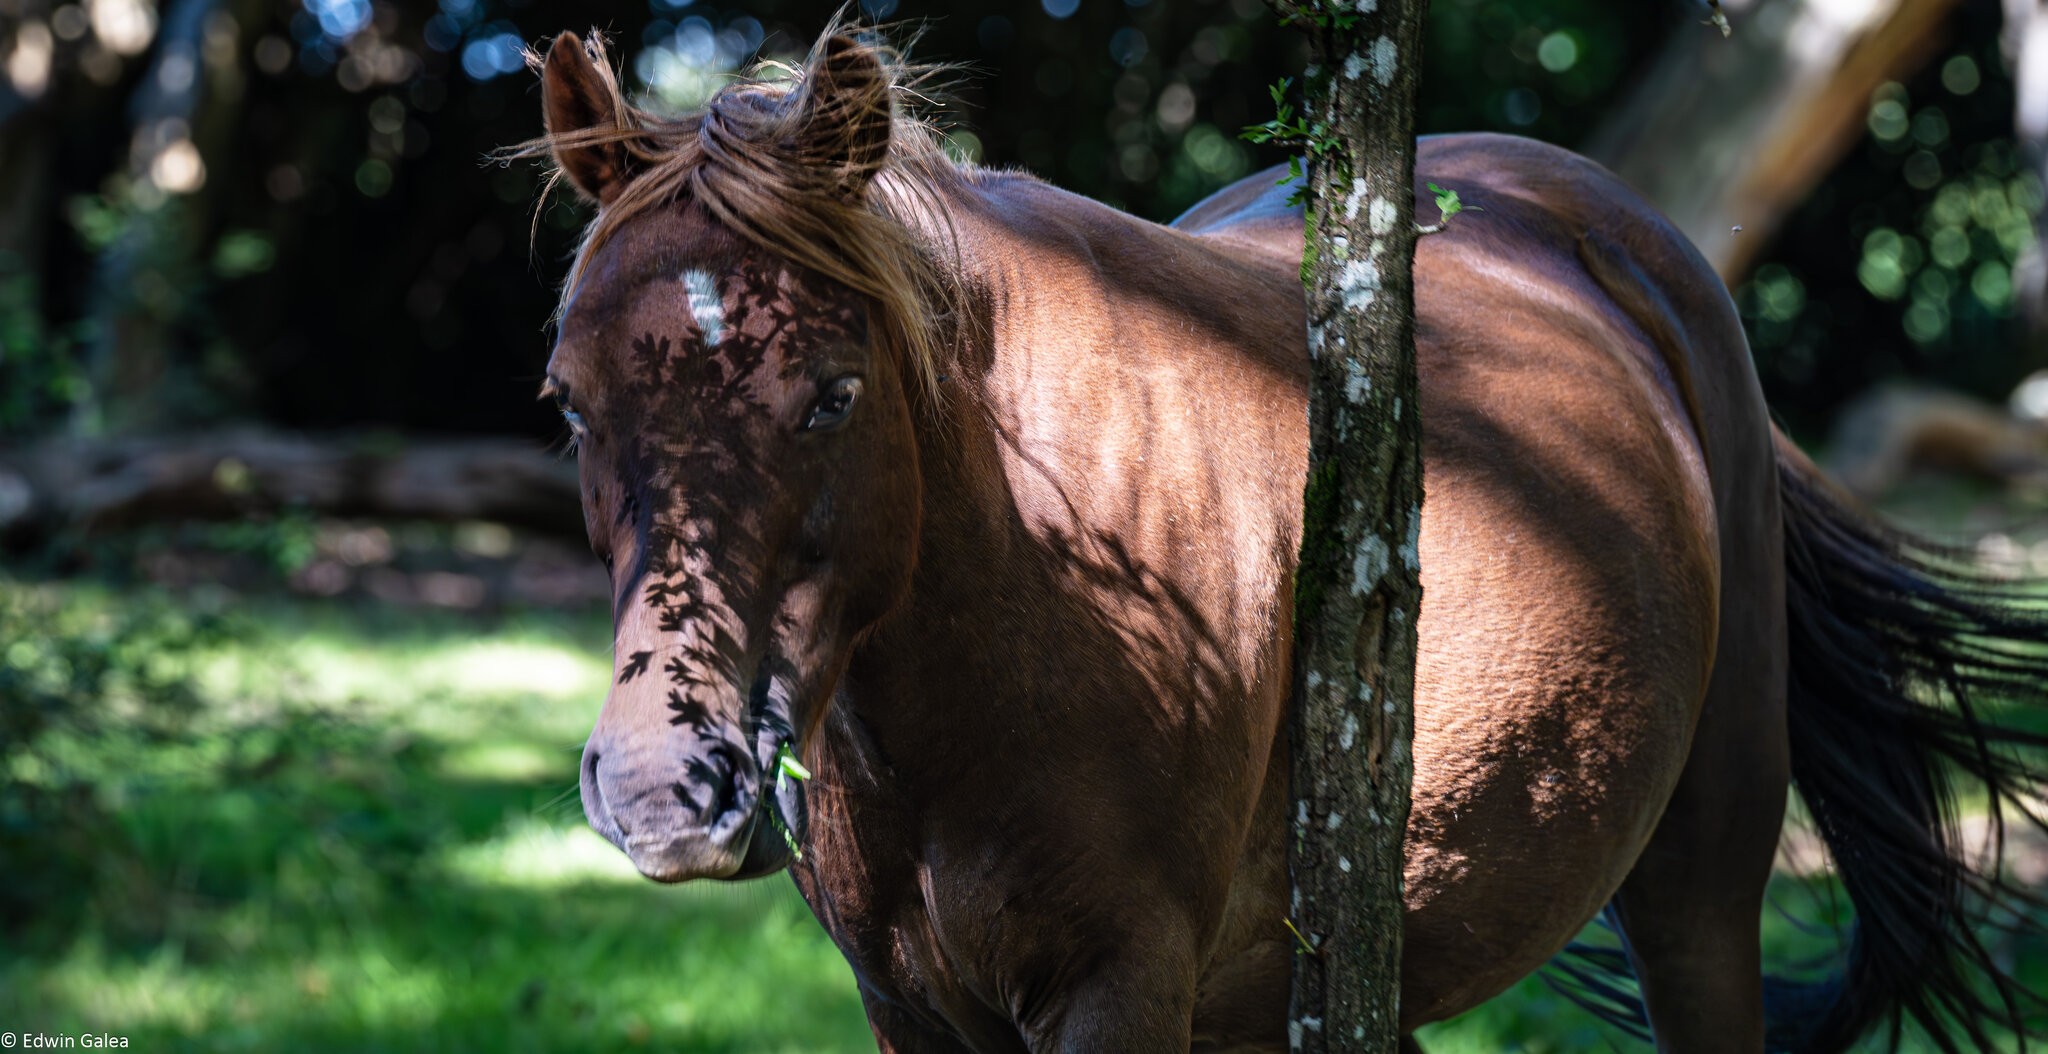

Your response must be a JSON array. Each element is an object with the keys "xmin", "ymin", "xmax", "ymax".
[{"xmin": 1177, "ymin": 134, "xmax": 1773, "ymax": 1027}]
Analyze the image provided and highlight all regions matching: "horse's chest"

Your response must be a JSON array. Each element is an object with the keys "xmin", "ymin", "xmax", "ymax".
[
  {"xmin": 791, "ymin": 842, "xmax": 1024, "ymax": 1049},
  {"xmin": 784, "ymin": 749, "xmax": 1021, "ymax": 1043}
]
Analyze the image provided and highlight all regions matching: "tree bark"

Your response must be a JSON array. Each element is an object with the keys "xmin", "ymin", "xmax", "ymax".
[
  {"xmin": 2003, "ymin": 0, "xmax": 2048, "ymax": 355},
  {"xmin": 1279, "ymin": 3, "xmax": 1428, "ymax": 1051},
  {"xmin": 1585, "ymin": 0, "xmax": 1963, "ymax": 282}
]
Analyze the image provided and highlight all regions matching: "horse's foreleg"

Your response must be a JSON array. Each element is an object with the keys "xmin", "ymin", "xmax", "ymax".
[
  {"xmin": 1610, "ymin": 555, "xmax": 1789, "ymax": 1053},
  {"xmin": 859, "ymin": 987, "xmax": 982, "ymax": 1054},
  {"xmin": 1018, "ymin": 953, "xmax": 1198, "ymax": 1054}
]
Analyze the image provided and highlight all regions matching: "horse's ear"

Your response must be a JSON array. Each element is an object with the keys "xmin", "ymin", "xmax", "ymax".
[
  {"xmin": 542, "ymin": 31, "xmax": 631, "ymax": 204},
  {"xmin": 792, "ymin": 34, "xmax": 893, "ymax": 198}
]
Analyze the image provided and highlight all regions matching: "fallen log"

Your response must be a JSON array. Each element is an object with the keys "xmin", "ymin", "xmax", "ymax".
[
  {"xmin": 0, "ymin": 430, "xmax": 586, "ymax": 547},
  {"xmin": 1824, "ymin": 383, "xmax": 2048, "ymax": 498}
]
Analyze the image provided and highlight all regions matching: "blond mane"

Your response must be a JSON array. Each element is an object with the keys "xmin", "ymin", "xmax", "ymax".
[{"xmin": 514, "ymin": 25, "xmax": 972, "ymax": 397}]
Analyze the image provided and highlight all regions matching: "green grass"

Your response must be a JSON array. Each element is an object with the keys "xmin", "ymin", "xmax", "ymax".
[
  {"xmin": 5, "ymin": 574, "xmax": 2043, "ymax": 1052},
  {"xmin": 2, "ymin": 587, "xmax": 871, "ymax": 1053}
]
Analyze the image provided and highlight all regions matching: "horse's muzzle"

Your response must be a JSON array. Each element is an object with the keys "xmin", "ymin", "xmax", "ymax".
[{"xmin": 581, "ymin": 739, "xmax": 759, "ymax": 882}]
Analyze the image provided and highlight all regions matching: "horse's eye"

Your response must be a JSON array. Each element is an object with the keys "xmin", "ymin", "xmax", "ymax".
[
  {"xmin": 557, "ymin": 397, "xmax": 587, "ymax": 439},
  {"xmin": 804, "ymin": 376, "xmax": 863, "ymax": 432}
]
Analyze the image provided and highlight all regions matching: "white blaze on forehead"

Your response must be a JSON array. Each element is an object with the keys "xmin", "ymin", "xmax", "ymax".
[{"xmin": 680, "ymin": 269, "xmax": 725, "ymax": 348}]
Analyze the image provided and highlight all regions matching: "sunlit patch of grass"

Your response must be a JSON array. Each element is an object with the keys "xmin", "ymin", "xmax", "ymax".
[
  {"xmin": 285, "ymin": 636, "xmax": 602, "ymax": 710},
  {"xmin": 437, "ymin": 740, "xmax": 577, "ymax": 784},
  {"xmin": 438, "ymin": 816, "xmax": 644, "ymax": 888},
  {"xmin": 3, "ymin": 592, "xmax": 871, "ymax": 1053},
  {"xmin": 210, "ymin": 607, "xmax": 615, "ymax": 745},
  {"xmin": 10, "ymin": 878, "xmax": 872, "ymax": 1053},
  {"xmin": 14, "ymin": 489, "xmax": 2048, "ymax": 1054}
]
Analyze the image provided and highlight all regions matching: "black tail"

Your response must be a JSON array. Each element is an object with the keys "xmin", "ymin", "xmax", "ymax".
[
  {"xmin": 1766, "ymin": 437, "xmax": 2048, "ymax": 1052},
  {"xmin": 1551, "ymin": 438, "xmax": 2048, "ymax": 1051}
]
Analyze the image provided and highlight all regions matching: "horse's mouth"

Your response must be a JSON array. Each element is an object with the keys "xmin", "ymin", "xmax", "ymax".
[
  {"xmin": 600, "ymin": 669, "xmax": 808, "ymax": 883},
  {"xmin": 730, "ymin": 791, "xmax": 799, "ymax": 878},
  {"xmin": 620, "ymin": 790, "xmax": 787, "ymax": 883},
  {"xmin": 729, "ymin": 667, "xmax": 806, "ymax": 879},
  {"xmin": 730, "ymin": 730, "xmax": 805, "ymax": 879}
]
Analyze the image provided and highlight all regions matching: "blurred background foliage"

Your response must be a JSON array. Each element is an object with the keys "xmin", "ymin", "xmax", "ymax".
[
  {"xmin": 1735, "ymin": 0, "xmax": 2047, "ymax": 433},
  {"xmin": 5, "ymin": 0, "xmax": 2048, "ymax": 1050},
  {"xmin": 0, "ymin": 0, "xmax": 2037, "ymax": 441},
  {"xmin": 0, "ymin": 0, "xmax": 1827, "ymax": 442}
]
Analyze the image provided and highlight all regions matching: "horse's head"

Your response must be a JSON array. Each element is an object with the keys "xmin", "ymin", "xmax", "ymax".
[{"xmin": 536, "ymin": 29, "xmax": 944, "ymax": 882}]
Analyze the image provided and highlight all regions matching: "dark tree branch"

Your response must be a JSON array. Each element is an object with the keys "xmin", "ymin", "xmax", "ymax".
[{"xmin": 1585, "ymin": 0, "xmax": 1962, "ymax": 281}]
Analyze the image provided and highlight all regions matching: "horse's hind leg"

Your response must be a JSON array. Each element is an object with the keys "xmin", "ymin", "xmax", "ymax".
[{"xmin": 1609, "ymin": 532, "xmax": 1788, "ymax": 1052}]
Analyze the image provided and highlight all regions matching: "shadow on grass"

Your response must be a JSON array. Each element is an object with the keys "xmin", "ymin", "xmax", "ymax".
[
  {"xmin": 4, "ymin": 707, "xmax": 871, "ymax": 1054},
  {"xmin": 9, "ymin": 588, "xmax": 2043, "ymax": 1052}
]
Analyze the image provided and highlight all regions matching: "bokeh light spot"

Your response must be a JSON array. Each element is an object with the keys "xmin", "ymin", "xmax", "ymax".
[
  {"xmin": 460, "ymin": 31, "xmax": 525, "ymax": 81},
  {"xmin": 1941, "ymin": 54, "xmax": 1980, "ymax": 96},
  {"xmin": 148, "ymin": 138, "xmax": 205, "ymax": 194},
  {"xmin": 1902, "ymin": 296, "xmax": 1948, "ymax": 343},
  {"xmin": 355, "ymin": 159, "xmax": 393, "ymax": 198},
  {"xmin": 1536, "ymin": 32, "xmax": 1577, "ymax": 74},
  {"xmin": 1971, "ymin": 260, "xmax": 2013, "ymax": 309},
  {"xmin": 1911, "ymin": 107, "xmax": 1949, "ymax": 148},
  {"xmin": 304, "ymin": 0, "xmax": 370, "ymax": 42},
  {"xmin": 1751, "ymin": 264, "xmax": 1806, "ymax": 323},
  {"xmin": 5, "ymin": 22, "xmax": 54, "ymax": 98},
  {"xmin": 1868, "ymin": 98, "xmax": 1908, "ymax": 142},
  {"xmin": 1903, "ymin": 150, "xmax": 1942, "ymax": 190},
  {"xmin": 88, "ymin": 0, "xmax": 157, "ymax": 56},
  {"xmin": 1110, "ymin": 27, "xmax": 1147, "ymax": 67},
  {"xmin": 1503, "ymin": 87, "xmax": 1540, "ymax": 126},
  {"xmin": 1929, "ymin": 226, "xmax": 1971, "ymax": 270}
]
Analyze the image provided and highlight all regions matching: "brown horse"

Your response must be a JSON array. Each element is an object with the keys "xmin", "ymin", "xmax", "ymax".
[{"xmin": 528, "ymin": 27, "xmax": 2048, "ymax": 1053}]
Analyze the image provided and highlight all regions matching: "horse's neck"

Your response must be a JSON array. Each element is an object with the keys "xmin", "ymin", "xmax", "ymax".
[{"xmin": 839, "ymin": 176, "xmax": 1307, "ymax": 789}]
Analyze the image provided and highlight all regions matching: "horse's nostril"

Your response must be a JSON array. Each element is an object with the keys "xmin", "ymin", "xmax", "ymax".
[
  {"xmin": 583, "ymin": 747, "xmax": 627, "ymax": 839},
  {"xmin": 696, "ymin": 745, "xmax": 746, "ymax": 826}
]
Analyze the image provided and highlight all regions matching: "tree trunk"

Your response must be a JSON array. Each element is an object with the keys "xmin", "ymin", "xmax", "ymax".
[
  {"xmin": 75, "ymin": 0, "xmax": 242, "ymax": 433},
  {"xmin": 1279, "ymin": 3, "xmax": 1428, "ymax": 1051},
  {"xmin": 1585, "ymin": 0, "xmax": 1962, "ymax": 282},
  {"xmin": 2003, "ymin": 0, "xmax": 2048, "ymax": 356}
]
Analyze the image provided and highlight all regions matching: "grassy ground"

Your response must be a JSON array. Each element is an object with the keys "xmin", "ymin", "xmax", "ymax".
[
  {"xmin": 5, "ymin": 479, "xmax": 2045, "ymax": 1052},
  {"xmin": 2, "ymin": 588, "xmax": 870, "ymax": 1053}
]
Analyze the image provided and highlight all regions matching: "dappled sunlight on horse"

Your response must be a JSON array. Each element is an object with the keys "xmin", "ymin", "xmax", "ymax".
[{"xmin": 521, "ymin": 24, "xmax": 2048, "ymax": 1053}]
